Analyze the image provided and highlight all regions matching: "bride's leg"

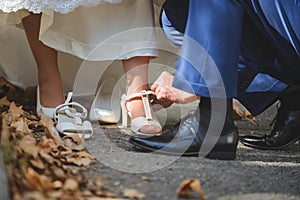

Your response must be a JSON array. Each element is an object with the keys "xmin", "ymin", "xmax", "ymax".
[
  {"xmin": 22, "ymin": 13, "xmax": 64, "ymax": 108},
  {"xmin": 122, "ymin": 56, "xmax": 161, "ymax": 134}
]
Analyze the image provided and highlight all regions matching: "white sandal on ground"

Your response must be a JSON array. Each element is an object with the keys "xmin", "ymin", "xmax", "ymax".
[
  {"xmin": 121, "ymin": 90, "xmax": 162, "ymax": 137},
  {"xmin": 54, "ymin": 92, "xmax": 93, "ymax": 139}
]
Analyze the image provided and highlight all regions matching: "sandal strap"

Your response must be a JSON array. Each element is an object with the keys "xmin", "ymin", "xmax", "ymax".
[
  {"xmin": 124, "ymin": 90, "xmax": 154, "ymax": 125},
  {"xmin": 64, "ymin": 92, "xmax": 73, "ymax": 103},
  {"xmin": 54, "ymin": 102, "xmax": 88, "ymax": 123},
  {"xmin": 131, "ymin": 117, "xmax": 162, "ymax": 134},
  {"xmin": 126, "ymin": 90, "xmax": 154, "ymax": 101}
]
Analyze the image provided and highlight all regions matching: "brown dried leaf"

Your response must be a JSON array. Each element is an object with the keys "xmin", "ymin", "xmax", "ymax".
[
  {"xmin": 11, "ymin": 117, "xmax": 32, "ymax": 135},
  {"xmin": 123, "ymin": 189, "xmax": 145, "ymax": 200},
  {"xmin": 77, "ymin": 151, "xmax": 95, "ymax": 160},
  {"xmin": 233, "ymin": 100, "xmax": 256, "ymax": 121},
  {"xmin": 72, "ymin": 144, "xmax": 85, "ymax": 151},
  {"xmin": 64, "ymin": 134, "xmax": 82, "ymax": 145},
  {"xmin": 87, "ymin": 178, "xmax": 105, "ymax": 193},
  {"xmin": 244, "ymin": 109, "xmax": 256, "ymax": 121},
  {"xmin": 94, "ymin": 177, "xmax": 105, "ymax": 188},
  {"xmin": 65, "ymin": 156, "xmax": 92, "ymax": 167},
  {"xmin": 63, "ymin": 151, "xmax": 95, "ymax": 167},
  {"xmin": 233, "ymin": 100, "xmax": 244, "ymax": 119},
  {"xmin": 18, "ymin": 135, "xmax": 38, "ymax": 158},
  {"xmin": 39, "ymin": 150, "xmax": 55, "ymax": 165},
  {"xmin": 63, "ymin": 138, "xmax": 85, "ymax": 151},
  {"xmin": 177, "ymin": 179, "xmax": 206, "ymax": 200},
  {"xmin": 80, "ymin": 157, "xmax": 94, "ymax": 167},
  {"xmin": 30, "ymin": 158, "xmax": 45, "ymax": 170},
  {"xmin": 1, "ymin": 115, "xmax": 10, "ymax": 145},
  {"xmin": 52, "ymin": 167, "xmax": 67, "ymax": 180},
  {"xmin": 39, "ymin": 136, "xmax": 58, "ymax": 152},
  {"xmin": 8, "ymin": 102, "xmax": 24, "ymax": 120},
  {"xmin": 52, "ymin": 180, "xmax": 63, "ymax": 190},
  {"xmin": 88, "ymin": 197, "xmax": 122, "ymax": 200},
  {"xmin": 63, "ymin": 178, "xmax": 79, "ymax": 191},
  {"xmin": 60, "ymin": 149, "xmax": 73, "ymax": 157},
  {"xmin": 39, "ymin": 112, "xmax": 62, "ymax": 145},
  {"xmin": 0, "ymin": 96, "xmax": 11, "ymax": 107},
  {"xmin": 22, "ymin": 191, "xmax": 47, "ymax": 200},
  {"xmin": 25, "ymin": 167, "xmax": 54, "ymax": 191},
  {"xmin": 140, "ymin": 176, "xmax": 150, "ymax": 181},
  {"xmin": 47, "ymin": 189, "xmax": 64, "ymax": 198}
]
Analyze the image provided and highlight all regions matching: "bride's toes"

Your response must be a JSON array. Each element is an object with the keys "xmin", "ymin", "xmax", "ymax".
[{"xmin": 139, "ymin": 124, "xmax": 161, "ymax": 135}]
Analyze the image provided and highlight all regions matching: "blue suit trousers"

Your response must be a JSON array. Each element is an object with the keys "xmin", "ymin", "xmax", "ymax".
[{"xmin": 172, "ymin": 0, "xmax": 300, "ymax": 114}]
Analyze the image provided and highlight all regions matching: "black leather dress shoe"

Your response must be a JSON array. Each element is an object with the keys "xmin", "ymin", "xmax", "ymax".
[
  {"xmin": 129, "ymin": 113, "xmax": 238, "ymax": 160},
  {"xmin": 240, "ymin": 111, "xmax": 300, "ymax": 150}
]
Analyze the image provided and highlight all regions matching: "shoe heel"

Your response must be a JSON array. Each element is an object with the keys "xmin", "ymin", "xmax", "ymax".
[
  {"xmin": 122, "ymin": 112, "xmax": 131, "ymax": 128},
  {"xmin": 121, "ymin": 95, "xmax": 131, "ymax": 127},
  {"xmin": 36, "ymin": 86, "xmax": 56, "ymax": 119}
]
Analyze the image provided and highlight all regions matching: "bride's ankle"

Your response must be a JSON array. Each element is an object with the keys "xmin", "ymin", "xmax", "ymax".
[{"xmin": 38, "ymin": 87, "xmax": 64, "ymax": 108}]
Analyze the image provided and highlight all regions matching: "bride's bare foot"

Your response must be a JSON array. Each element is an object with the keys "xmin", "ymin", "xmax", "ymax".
[{"xmin": 151, "ymin": 71, "xmax": 200, "ymax": 108}]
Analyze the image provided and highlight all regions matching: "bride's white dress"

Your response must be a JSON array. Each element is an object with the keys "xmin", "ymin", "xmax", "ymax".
[
  {"xmin": 0, "ymin": 0, "xmax": 187, "ymax": 123},
  {"xmin": 0, "ymin": 0, "xmax": 122, "ymax": 14},
  {"xmin": 0, "ymin": 0, "xmax": 161, "ymax": 92}
]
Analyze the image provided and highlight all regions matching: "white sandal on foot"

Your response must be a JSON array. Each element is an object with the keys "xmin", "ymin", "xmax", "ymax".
[
  {"xmin": 37, "ymin": 87, "xmax": 93, "ymax": 139},
  {"xmin": 36, "ymin": 86, "xmax": 56, "ymax": 118},
  {"xmin": 54, "ymin": 92, "xmax": 93, "ymax": 139},
  {"xmin": 121, "ymin": 90, "xmax": 162, "ymax": 137}
]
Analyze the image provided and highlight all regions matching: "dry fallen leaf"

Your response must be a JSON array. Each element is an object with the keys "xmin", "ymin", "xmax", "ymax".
[
  {"xmin": 39, "ymin": 112, "xmax": 62, "ymax": 145},
  {"xmin": 177, "ymin": 179, "xmax": 206, "ymax": 200},
  {"xmin": 11, "ymin": 117, "xmax": 32, "ymax": 135},
  {"xmin": 64, "ymin": 134, "xmax": 83, "ymax": 145},
  {"xmin": 233, "ymin": 100, "xmax": 256, "ymax": 122},
  {"xmin": 30, "ymin": 159, "xmax": 45, "ymax": 170},
  {"xmin": 8, "ymin": 102, "xmax": 24, "ymax": 120},
  {"xmin": 17, "ymin": 135, "xmax": 39, "ymax": 158},
  {"xmin": 1, "ymin": 78, "xmax": 119, "ymax": 200},
  {"xmin": 123, "ymin": 189, "xmax": 145, "ymax": 200},
  {"xmin": 63, "ymin": 178, "xmax": 79, "ymax": 191},
  {"xmin": 24, "ymin": 167, "xmax": 54, "ymax": 191},
  {"xmin": 77, "ymin": 151, "xmax": 96, "ymax": 160},
  {"xmin": 1, "ymin": 115, "xmax": 10, "ymax": 145},
  {"xmin": 140, "ymin": 176, "xmax": 150, "ymax": 181},
  {"xmin": 0, "ymin": 96, "xmax": 11, "ymax": 107},
  {"xmin": 22, "ymin": 191, "xmax": 47, "ymax": 200}
]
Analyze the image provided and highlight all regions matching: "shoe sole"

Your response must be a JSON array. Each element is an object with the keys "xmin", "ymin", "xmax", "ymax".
[
  {"xmin": 129, "ymin": 139, "xmax": 236, "ymax": 160},
  {"xmin": 241, "ymin": 135, "xmax": 300, "ymax": 150}
]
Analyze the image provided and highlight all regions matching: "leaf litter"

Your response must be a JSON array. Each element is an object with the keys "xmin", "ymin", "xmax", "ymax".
[
  {"xmin": 0, "ymin": 78, "xmax": 214, "ymax": 200},
  {"xmin": 0, "ymin": 79, "xmax": 123, "ymax": 200}
]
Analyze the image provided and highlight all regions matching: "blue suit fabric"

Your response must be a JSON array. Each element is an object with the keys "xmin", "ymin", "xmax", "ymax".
[{"xmin": 171, "ymin": 0, "xmax": 300, "ymax": 115}]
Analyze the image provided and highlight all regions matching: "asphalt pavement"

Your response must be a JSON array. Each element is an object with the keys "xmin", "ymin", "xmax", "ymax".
[
  {"xmin": 84, "ymin": 103, "xmax": 300, "ymax": 200},
  {"xmin": 0, "ymin": 103, "xmax": 299, "ymax": 200}
]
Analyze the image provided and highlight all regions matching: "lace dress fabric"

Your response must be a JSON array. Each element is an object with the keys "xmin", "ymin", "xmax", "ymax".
[{"xmin": 0, "ymin": 0, "xmax": 122, "ymax": 14}]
